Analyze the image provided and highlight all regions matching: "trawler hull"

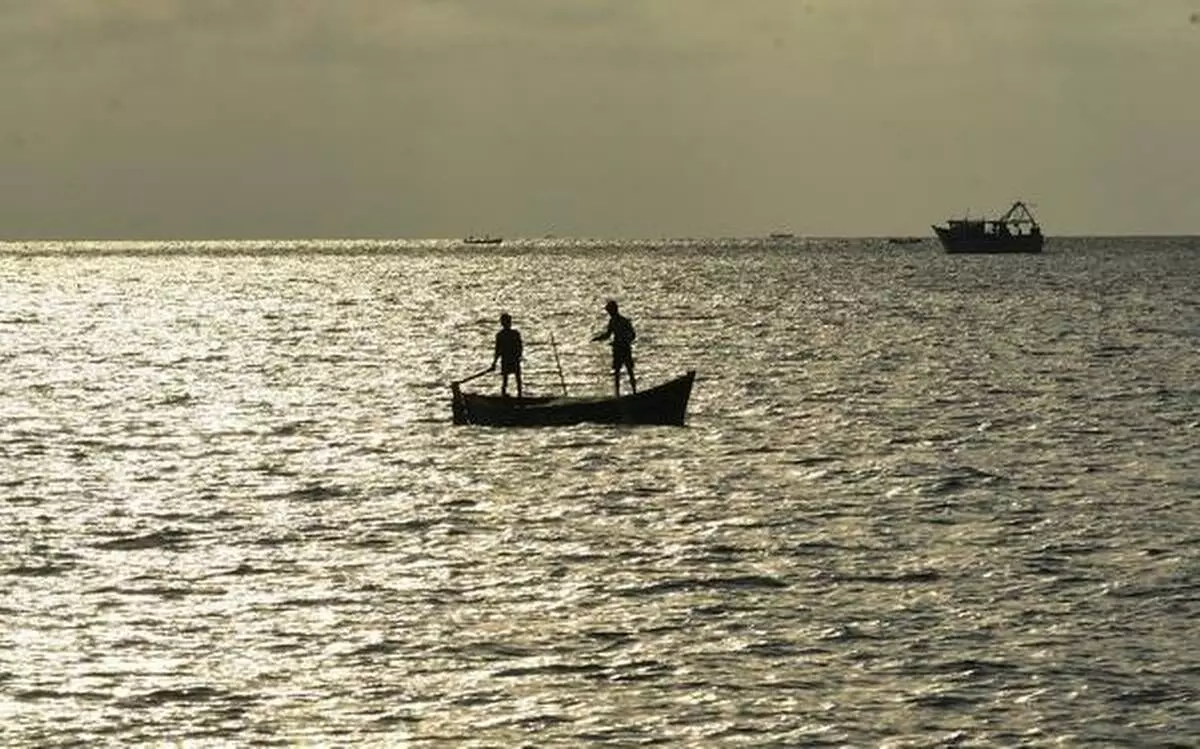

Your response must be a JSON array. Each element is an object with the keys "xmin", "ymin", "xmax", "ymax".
[{"xmin": 933, "ymin": 226, "xmax": 1043, "ymax": 254}]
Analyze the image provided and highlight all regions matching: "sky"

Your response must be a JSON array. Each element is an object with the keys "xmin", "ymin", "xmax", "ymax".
[{"xmin": 2, "ymin": 0, "xmax": 1198, "ymax": 239}]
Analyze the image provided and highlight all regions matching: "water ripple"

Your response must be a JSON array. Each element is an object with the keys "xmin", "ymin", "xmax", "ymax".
[{"xmin": 0, "ymin": 238, "xmax": 1196, "ymax": 745}]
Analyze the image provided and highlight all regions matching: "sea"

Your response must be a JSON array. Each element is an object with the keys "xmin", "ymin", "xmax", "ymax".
[{"xmin": 1, "ymin": 236, "xmax": 1196, "ymax": 747}]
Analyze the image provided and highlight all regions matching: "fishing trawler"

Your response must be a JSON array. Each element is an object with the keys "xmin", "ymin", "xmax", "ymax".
[{"xmin": 932, "ymin": 201, "xmax": 1043, "ymax": 254}]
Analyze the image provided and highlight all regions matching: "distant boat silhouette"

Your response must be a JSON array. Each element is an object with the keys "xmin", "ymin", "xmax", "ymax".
[
  {"xmin": 932, "ymin": 201, "xmax": 1043, "ymax": 254},
  {"xmin": 886, "ymin": 236, "xmax": 924, "ymax": 245},
  {"xmin": 768, "ymin": 232, "xmax": 795, "ymax": 240},
  {"xmin": 463, "ymin": 235, "xmax": 503, "ymax": 245}
]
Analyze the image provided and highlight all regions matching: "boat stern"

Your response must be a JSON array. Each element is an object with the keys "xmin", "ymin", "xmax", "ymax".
[{"xmin": 450, "ymin": 383, "xmax": 470, "ymax": 425}]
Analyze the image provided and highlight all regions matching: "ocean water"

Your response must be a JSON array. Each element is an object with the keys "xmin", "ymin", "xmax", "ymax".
[{"xmin": 1, "ymin": 236, "xmax": 1196, "ymax": 747}]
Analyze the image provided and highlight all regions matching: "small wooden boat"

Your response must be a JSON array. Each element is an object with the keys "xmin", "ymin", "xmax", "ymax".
[{"xmin": 451, "ymin": 371, "xmax": 696, "ymax": 427}]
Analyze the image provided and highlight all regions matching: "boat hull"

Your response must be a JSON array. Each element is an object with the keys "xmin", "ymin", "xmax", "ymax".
[
  {"xmin": 932, "ymin": 226, "xmax": 1043, "ymax": 254},
  {"xmin": 451, "ymin": 371, "xmax": 695, "ymax": 427}
]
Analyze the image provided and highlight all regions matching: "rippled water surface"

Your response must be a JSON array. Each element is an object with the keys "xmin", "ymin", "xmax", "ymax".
[{"xmin": 2, "ymin": 237, "xmax": 1197, "ymax": 746}]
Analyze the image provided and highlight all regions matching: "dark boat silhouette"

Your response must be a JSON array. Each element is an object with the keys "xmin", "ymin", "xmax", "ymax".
[
  {"xmin": 463, "ymin": 235, "xmax": 503, "ymax": 245},
  {"xmin": 451, "ymin": 371, "xmax": 695, "ymax": 427},
  {"xmin": 932, "ymin": 201, "xmax": 1043, "ymax": 254}
]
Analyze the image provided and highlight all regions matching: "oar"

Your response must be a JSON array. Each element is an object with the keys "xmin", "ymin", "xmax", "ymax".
[
  {"xmin": 549, "ymin": 333, "xmax": 568, "ymax": 396},
  {"xmin": 452, "ymin": 367, "xmax": 492, "ymax": 387}
]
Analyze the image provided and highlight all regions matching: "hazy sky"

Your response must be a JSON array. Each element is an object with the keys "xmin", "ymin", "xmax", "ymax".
[{"xmin": 2, "ymin": 0, "xmax": 1197, "ymax": 239}]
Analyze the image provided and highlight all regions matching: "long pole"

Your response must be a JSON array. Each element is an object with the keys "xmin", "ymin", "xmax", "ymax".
[
  {"xmin": 453, "ymin": 367, "xmax": 492, "ymax": 387},
  {"xmin": 549, "ymin": 333, "xmax": 568, "ymax": 396}
]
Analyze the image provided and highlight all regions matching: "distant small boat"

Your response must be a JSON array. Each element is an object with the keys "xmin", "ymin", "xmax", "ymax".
[
  {"xmin": 451, "ymin": 371, "xmax": 696, "ymax": 427},
  {"xmin": 463, "ymin": 235, "xmax": 503, "ymax": 245},
  {"xmin": 932, "ymin": 201, "xmax": 1043, "ymax": 254},
  {"xmin": 887, "ymin": 236, "xmax": 923, "ymax": 245},
  {"xmin": 768, "ymin": 232, "xmax": 795, "ymax": 240}
]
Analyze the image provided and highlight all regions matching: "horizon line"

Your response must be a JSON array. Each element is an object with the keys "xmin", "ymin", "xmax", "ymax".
[{"xmin": 4, "ymin": 232, "xmax": 1200, "ymax": 244}]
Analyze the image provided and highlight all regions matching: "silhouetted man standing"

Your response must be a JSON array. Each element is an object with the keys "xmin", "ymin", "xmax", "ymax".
[
  {"xmin": 592, "ymin": 300, "xmax": 636, "ymax": 396},
  {"xmin": 491, "ymin": 312, "xmax": 523, "ymax": 397}
]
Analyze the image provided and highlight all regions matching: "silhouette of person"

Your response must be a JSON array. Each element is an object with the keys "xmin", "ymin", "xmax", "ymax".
[
  {"xmin": 491, "ymin": 312, "xmax": 523, "ymax": 397},
  {"xmin": 592, "ymin": 299, "xmax": 636, "ymax": 396}
]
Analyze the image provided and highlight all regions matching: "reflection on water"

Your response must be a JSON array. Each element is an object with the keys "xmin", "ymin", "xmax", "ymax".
[{"xmin": 1, "ymin": 237, "xmax": 1197, "ymax": 745}]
